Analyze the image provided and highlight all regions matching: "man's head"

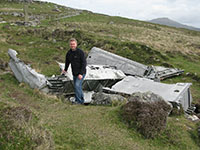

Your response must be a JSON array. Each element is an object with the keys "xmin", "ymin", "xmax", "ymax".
[{"xmin": 69, "ymin": 38, "xmax": 77, "ymax": 50}]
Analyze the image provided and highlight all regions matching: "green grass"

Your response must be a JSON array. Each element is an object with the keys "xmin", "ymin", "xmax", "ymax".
[
  {"xmin": 169, "ymin": 55, "xmax": 200, "ymax": 75},
  {"xmin": 0, "ymin": 73, "xmax": 199, "ymax": 150}
]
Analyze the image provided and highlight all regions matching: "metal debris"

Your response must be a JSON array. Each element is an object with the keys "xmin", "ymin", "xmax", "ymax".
[
  {"xmin": 145, "ymin": 66, "xmax": 184, "ymax": 81},
  {"xmin": 104, "ymin": 76, "xmax": 192, "ymax": 111},
  {"xmin": 87, "ymin": 47, "xmax": 148, "ymax": 77},
  {"xmin": 8, "ymin": 49, "xmax": 193, "ymax": 110},
  {"xmin": 185, "ymin": 114, "xmax": 200, "ymax": 122},
  {"xmin": 46, "ymin": 62, "xmax": 126, "ymax": 95},
  {"xmin": 87, "ymin": 47, "xmax": 184, "ymax": 80},
  {"xmin": 57, "ymin": 62, "xmax": 126, "ymax": 80},
  {"xmin": 47, "ymin": 75, "xmax": 122, "ymax": 95},
  {"xmin": 8, "ymin": 49, "xmax": 47, "ymax": 89},
  {"xmin": 185, "ymin": 105, "xmax": 196, "ymax": 115}
]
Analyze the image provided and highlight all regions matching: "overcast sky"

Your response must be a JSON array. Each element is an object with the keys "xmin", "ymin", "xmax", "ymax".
[{"xmin": 40, "ymin": 0, "xmax": 200, "ymax": 28}]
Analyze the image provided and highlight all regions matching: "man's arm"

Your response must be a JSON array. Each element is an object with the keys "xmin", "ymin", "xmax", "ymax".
[
  {"xmin": 63, "ymin": 52, "xmax": 70, "ymax": 74},
  {"xmin": 79, "ymin": 50, "xmax": 86, "ymax": 75}
]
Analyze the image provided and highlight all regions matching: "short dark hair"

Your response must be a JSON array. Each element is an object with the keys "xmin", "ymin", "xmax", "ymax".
[{"xmin": 69, "ymin": 38, "xmax": 77, "ymax": 44}]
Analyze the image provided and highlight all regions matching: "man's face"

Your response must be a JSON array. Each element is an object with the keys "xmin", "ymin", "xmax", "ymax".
[{"xmin": 70, "ymin": 41, "xmax": 77, "ymax": 50}]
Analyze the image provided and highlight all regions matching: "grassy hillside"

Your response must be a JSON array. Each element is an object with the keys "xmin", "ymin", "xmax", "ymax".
[{"xmin": 0, "ymin": 1, "xmax": 200, "ymax": 149}]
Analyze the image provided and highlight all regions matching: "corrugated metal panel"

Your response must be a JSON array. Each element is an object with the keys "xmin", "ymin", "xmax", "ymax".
[
  {"xmin": 87, "ymin": 47, "xmax": 148, "ymax": 77},
  {"xmin": 104, "ymin": 76, "xmax": 192, "ymax": 110},
  {"xmin": 86, "ymin": 47, "xmax": 184, "ymax": 80}
]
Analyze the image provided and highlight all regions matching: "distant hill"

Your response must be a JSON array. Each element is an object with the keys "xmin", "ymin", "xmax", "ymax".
[{"xmin": 148, "ymin": 17, "xmax": 200, "ymax": 31}]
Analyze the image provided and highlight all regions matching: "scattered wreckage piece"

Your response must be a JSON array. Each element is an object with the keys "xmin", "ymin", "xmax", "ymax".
[
  {"xmin": 185, "ymin": 105, "xmax": 196, "ymax": 115},
  {"xmin": 87, "ymin": 47, "xmax": 147, "ymax": 77},
  {"xmin": 67, "ymin": 91, "xmax": 94, "ymax": 104},
  {"xmin": 87, "ymin": 47, "xmax": 184, "ymax": 80},
  {"xmin": 8, "ymin": 49, "xmax": 47, "ymax": 89},
  {"xmin": 7, "ymin": 48, "xmax": 125, "ymax": 95},
  {"xmin": 91, "ymin": 92, "xmax": 126, "ymax": 105},
  {"xmin": 185, "ymin": 114, "xmax": 199, "ymax": 122},
  {"xmin": 103, "ymin": 76, "xmax": 192, "ymax": 111},
  {"xmin": 57, "ymin": 62, "xmax": 126, "ymax": 80},
  {"xmin": 8, "ymin": 49, "xmax": 192, "ymax": 109},
  {"xmin": 46, "ymin": 62, "xmax": 126, "ymax": 95},
  {"xmin": 47, "ymin": 75, "xmax": 123, "ymax": 95},
  {"xmin": 145, "ymin": 66, "xmax": 184, "ymax": 81}
]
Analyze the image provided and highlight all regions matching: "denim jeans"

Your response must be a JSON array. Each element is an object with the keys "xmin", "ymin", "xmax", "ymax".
[{"xmin": 73, "ymin": 74, "xmax": 85, "ymax": 104}]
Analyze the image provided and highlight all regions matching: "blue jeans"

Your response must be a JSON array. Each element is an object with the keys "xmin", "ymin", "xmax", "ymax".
[{"xmin": 73, "ymin": 74, "xmax": 85, "ymax": 104}]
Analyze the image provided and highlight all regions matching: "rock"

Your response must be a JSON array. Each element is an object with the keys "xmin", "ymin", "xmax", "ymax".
[
  {"xmin": 58, "ymin": 46, "xmax": 64, "ymax": 50},
  {"xmin": 25, "ymin": 21, "xmax": 38, "ymax": 27},
  {"xmin": 13, "ymin": 21, "xmax": 39, "ymax": 27},
  {"xmin": 108, "ymin": 21, "xmax": 114, "ymax": 25},
  {"xmin": 186, "ymin": 114, "xmax": 200, "ymax": 122},
  {"xmin": 52, "ymin": 39, "xmax": 56, "ymax": 43},
  {"xmin": 91, "ymin": 92, "xmax": 126, "ymax": 105},
  {"xmin": 52, "ymin": 8, "xmax": 61, "ymax": 12},
  {"xmin": 28, "ymin": 41, "xmax": 34, "ymax": 44},
  {"xmin": 0, "ymin": 12, "xmax": 24, "ymax": 17},
  {"xmin": 11, "ymin": 12, "xmax": 24, "ymax": 17},
  {"xmin": 129, "ymin": 92, "xmax": 172, "ymax": 106},
  {"xmin": 0, "ymin": 21, "xmax": 7, "ymax": 24}
]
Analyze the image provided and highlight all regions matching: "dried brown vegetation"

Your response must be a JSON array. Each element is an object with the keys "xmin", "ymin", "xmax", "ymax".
[{"xmin": 121, "ymin": 93, "xmax": 172, "ymax": 138}]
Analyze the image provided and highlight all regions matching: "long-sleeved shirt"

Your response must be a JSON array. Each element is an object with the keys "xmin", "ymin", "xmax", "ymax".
[{"xmin": 64, "ymin": 48, "xmax": 87, "ymax": 76}]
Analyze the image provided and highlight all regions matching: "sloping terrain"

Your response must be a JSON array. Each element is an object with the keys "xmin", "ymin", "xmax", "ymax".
[{"xmin": 0, "ymin": 1, "xmax": 200, "ymax": 149}]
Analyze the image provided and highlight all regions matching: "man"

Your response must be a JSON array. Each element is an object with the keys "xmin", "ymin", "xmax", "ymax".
[{"xmin": 62, "ymin": 38, "xmax": 87, "ymax": 104}]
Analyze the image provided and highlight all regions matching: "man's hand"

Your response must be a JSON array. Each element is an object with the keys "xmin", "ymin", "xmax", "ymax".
[
  {"xmin": 61, "ymin": 70, "xmax": 66, "ymax": 75},
  {"xmin": 78, "ymin": 74, "xmax": 83, "ymax": 80}
]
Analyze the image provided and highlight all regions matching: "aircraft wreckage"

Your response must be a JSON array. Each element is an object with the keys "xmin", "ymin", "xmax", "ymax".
[{"xmin": 8, "ymin": 47, "xmax": 192, "ymax": 111}]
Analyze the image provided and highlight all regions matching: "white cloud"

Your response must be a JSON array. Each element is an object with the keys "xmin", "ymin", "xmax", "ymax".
[{"xmin": 40, "ymin": 0, "xmax": 200, "ymax": 28}]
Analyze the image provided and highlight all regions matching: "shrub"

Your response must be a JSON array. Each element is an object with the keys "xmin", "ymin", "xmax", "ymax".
[
  {"xmin": 121, "ymin": 92, "xmax": 172, "ymax": 138},
  {"xmin": 0, "ymin": 105, "xmax": 54, "ymax": 150}
]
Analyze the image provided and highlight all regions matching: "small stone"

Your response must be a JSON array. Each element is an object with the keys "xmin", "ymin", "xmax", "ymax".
[
  {"xmin": 53, "ymin": 39, "xmax": 56, "ymax": 43},
  {"xmin": 186, "ymin": 114, "xmax": 200, "ymax": 122}
]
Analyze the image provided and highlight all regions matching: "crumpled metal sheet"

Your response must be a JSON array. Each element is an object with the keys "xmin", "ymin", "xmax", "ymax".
[
  {"xmin": 8, "ymin": 49, "xmax": 47, "ymax": 89},
  {"xmin": 104, "ymin": 76, "xmax": 192, "ymax": 111},
  {"xmin": 47, "ymin": 74, "xmax": 121, "ymax": 95},
  {"xmin": 57, "ymin": 61, "xmax": 126, "ymax": 80},
  {"xmin": 87, "ymin": 47, "xmax": 148, "ymax": 77},
  {"xmin": 145, "ymin": 66, "xmax": 184, "ymax": 81},
  {"xmin": 52, "ymin": 62, "xmax": 126, "ymax": 95},
  {"xmin": 87, "ymin": 47, "xmax": 184, "ymax": 80}
]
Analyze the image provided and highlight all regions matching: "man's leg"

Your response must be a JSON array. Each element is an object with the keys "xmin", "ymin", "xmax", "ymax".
[
  {"xmin": 73, "ymin": 76, "xmax": 78, "ymax": 102},
  {"xmin": 73, "ymin": 74, "xmax": 85, "ymax": 104}
]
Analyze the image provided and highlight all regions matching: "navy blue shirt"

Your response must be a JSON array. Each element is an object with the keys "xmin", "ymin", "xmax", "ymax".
[{"xmin": 64, "ymin": 48, "xmax": 87, "ymax": 76}]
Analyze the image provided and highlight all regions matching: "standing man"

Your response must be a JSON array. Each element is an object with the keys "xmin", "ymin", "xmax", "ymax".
[{"xmin": 62, "ymin": 38, "xmax": 87, "ymax": 104}]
